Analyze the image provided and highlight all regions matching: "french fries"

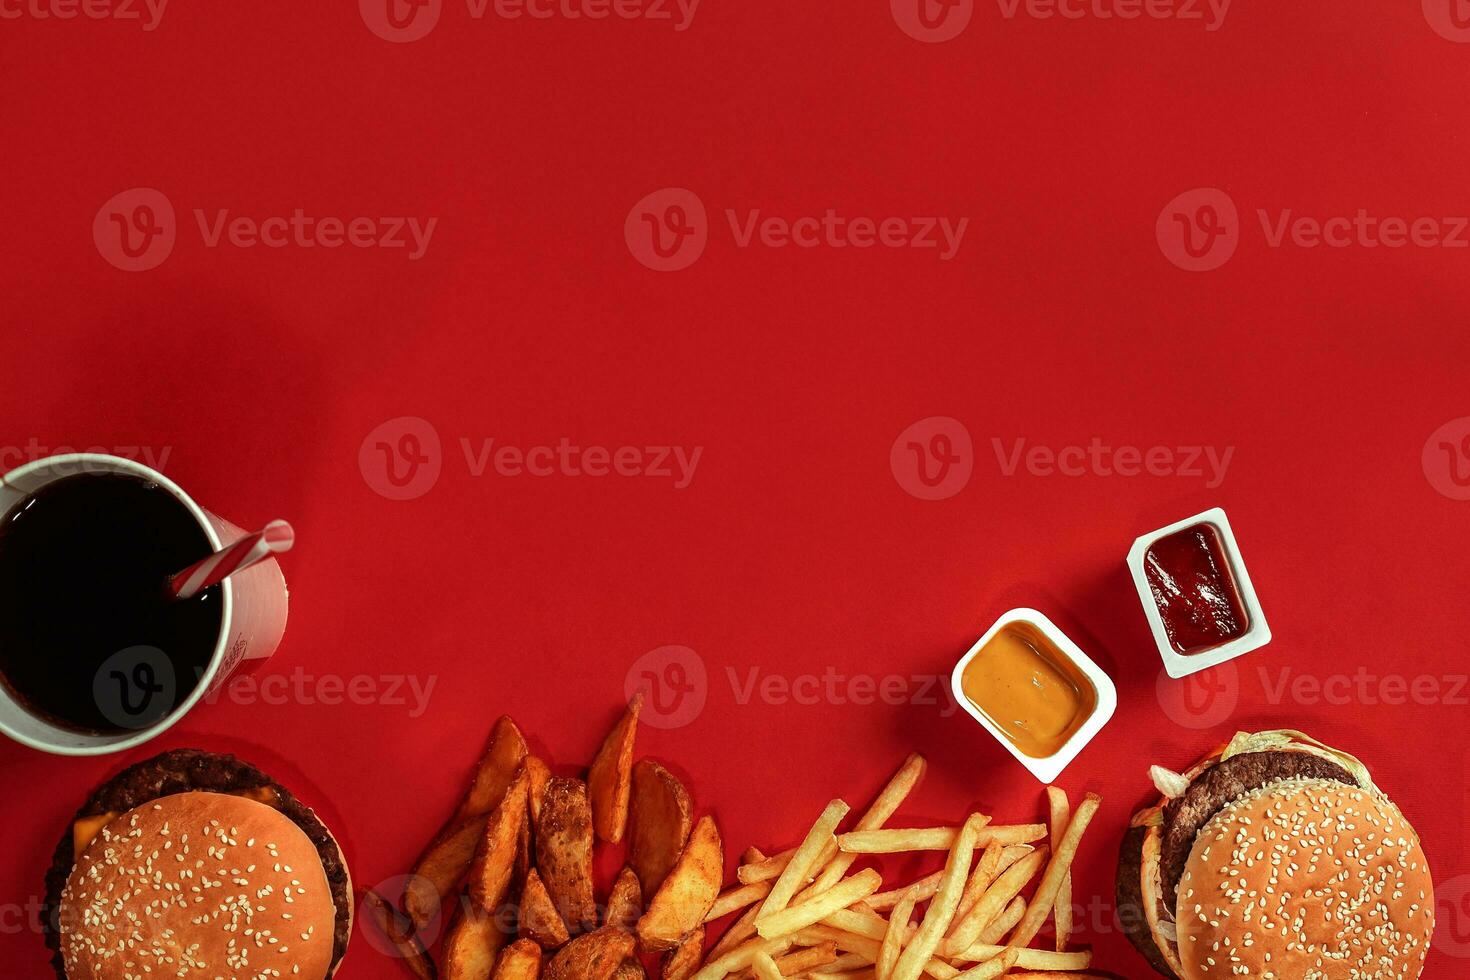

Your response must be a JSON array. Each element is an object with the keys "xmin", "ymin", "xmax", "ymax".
[
  {"xmin": 389, "ymin": 717, "xmax": 1100, "ymax": 980},
  {"xmin": 493, "ymin": 938, "xmax": 545, "ymax": 980},
  {"xmin": 638, "ymin": 814, "xmax": 724, "ymax": 951},
  {"xmin": 943, "ymin": 848, "xmax": 1048, "ymax": 956},
  {"xmin": 537, "ymin": 778, "xmax": 599, "ymax": 934},
  {"xmin": 888, "ymin": 814, "xmax": 984, "ymax": 980},
  {"xmin": 755, "ymin": 869, "xmax": 881, "ymax": 939},
  {"xmin": 1005, "ymin": 793, "xmax": 1101, "ymax": 948},
  {"xmin": 757, "ymin": 799, "xmax": 850, "ymax": 919},
  {"xmin": 709, "ymin": 764, "xmax": 1101, "ymax": 980},
  {"xmin": 544, "ymin": 926, "xmax": 637, "ymax": 980},
  {"xmin": 589, "ymin": 695, "xmax": 642, "ymax": 844},
  {"xmin": 803, "ymin": 755, "xmax": 926, "ymax": 899},
  {"xmin": 629, "ymin": 760, "xmax": 694, "ymax": 898},
  {"xmin": 606, "ymin": 866, "xmax": 644, "ymax": 932},
  {"xmin": 876, "ymin": 892, "xmax": 914, "ymax": 980},
  {"xmin": 1046, "ymin": 787, "xmax": 1073, "ymax": 952},
  {"xmin": 836, "ymin": 822, "xmax": 1049, "ymax": 854}
]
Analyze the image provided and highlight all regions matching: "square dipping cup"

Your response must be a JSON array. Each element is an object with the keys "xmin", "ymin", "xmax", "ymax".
[
  {"xmin": 950, "ymin": 609, "xmax": 1117, "ymax": 784},
  {"xmin": 1128, "ymin": 507, "xmax": 1271, "ymax": 679}
]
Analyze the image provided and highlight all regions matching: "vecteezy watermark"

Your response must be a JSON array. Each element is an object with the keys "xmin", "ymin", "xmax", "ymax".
[
  {"xmin": 94, "ymin": 648, "xmax": 439, "ymax": 728},
  {"xmin": 891, "ymin": 0, "xmax": 974, "ymax": 43},
  {"xmin": 994, "ymin": 0, "xmax": 1230, "ymax": 30},
  {"xmin": 626, "ymin": 189, "xmax": 969, "ymax": 272},
  {"xmin": 1156, "ymin": 663, "xmax": 1239, "ymax": 730},
  {"xmin": 94, "ymin": 188, "xmax": 438, "ymax": 271},
  {"xmin": 626, "ymin": 645, "xmax": 708, "ymax": 729},
  {"xmin": 1157, "ymin": 187, "xmax": 1240, "ymax": 272},
  {"xmin": 1423, "ymin": 417, "xmax": 1470, "ymax": 501},
  {"xmin": 0, "ymin": 441, "xmax": 172, "ymax": 473},
  {"xmin": 0, "ymin": 896, "xmax": 47, "ymax": 936},
  {"xmin": 891, "ymin": 0, "xmax": 1228, "ymax": 43},
  {"xmin": 728, "ymin": 666, "xmax": 962, "ymax": 717},
  {"xmin": 1423, "ymin": 0, "xmax": 1470, "ymax": 43},
  {"xmin": 891, "ymin": 417, "xmax": 974, "ymax": 501},
  {"xmin": 623, "ymin": 646, "xmax": 964, "ymax": 730},
  {"xmin": 992, "ymin": 438, "xmax": 1234, "ymax": 488},
  {"xmin": 1159, "ymin": 187, "xmax": 1470, "ymax": 272},
  {"xmin": 1257, "ymin": 666, "xmax": 1469, "ymax": 708},
  {"xmin": 360, "ymin": 0, "xmax": 699, "ymax": 42},
  {"xmin": 1438, "ymin": 875, "xmax": 1470, "ymax": 958},
  {"xmin": 360, "ymin": 417, "xmax": 703, "ymax": 501},
  {"xmin": 0, "ymin": 0, "xmax": 167, "ymax": 30}
]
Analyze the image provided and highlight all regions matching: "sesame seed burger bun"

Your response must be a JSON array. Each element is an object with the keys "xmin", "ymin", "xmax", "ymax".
[
  {"xmin": 59, "ymin": 792, "xmax": 347, "ymax": 980},
  {"xmin": 1174, "ymin": 778, "xmax": 1434, "ymax": 980}
]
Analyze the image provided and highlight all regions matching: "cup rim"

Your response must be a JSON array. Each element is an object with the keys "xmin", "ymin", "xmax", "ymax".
[{"xmin": 0, "ymin": 453, "xmax": 235, "ymax": 756}]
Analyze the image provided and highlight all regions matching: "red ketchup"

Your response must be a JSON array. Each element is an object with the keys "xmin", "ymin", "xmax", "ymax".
[{"xmin": 1144, "ymin": 523, "xmax": 1249, "ymax": 654}]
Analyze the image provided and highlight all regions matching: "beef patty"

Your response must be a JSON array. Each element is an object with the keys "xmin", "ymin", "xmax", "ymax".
[
  {"xmin": 41, "ymin": 749, "xmax": 351, "ymax": 979},
  {"xmin": 1158, "ymin": 750, "xmax": 1355, "ymax": 910}
]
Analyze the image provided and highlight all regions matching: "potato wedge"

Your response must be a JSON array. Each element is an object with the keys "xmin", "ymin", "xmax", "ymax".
[
  {"xmin": 460, "ymin": 715, "xmax": 531, "ymax": 821},
  {"xmin": 469, "ymin": 763, "xmax": 533, "ymax": 916},
  {"xmin": 405, "ymin": 716, "xmax": 530, "ymax": 931},
  {"xmin": 637, "ymin": 814, "xmax": 724, "ymax": 951},
  {"xmin": 629, "ymin": 760, "xmax": 693, "ymax": 898},
  {"xmin": 612, "ymin": 961, "xmax": 647, "ymax": 980},
  {"xmin": 444, "ymin": 906, "xmax": 511, "ymax": 980},
  {"xmin": 544, "ymin": 926, "xmax": 637, "ymax": 980},
  {"xmin": 363, "ymin": 888, "xmax": 438, "ymax": 980},
  {"xmin": 589, "ymin": 695, "xmax": 642, "ymax": 843},
  {"xmin": 537, "ymin": 778, "xmax": 599, "ymax": 934},
  {"xmin": 492, "ymin": 938, "xmax": 546, "ymax": 980},
  {"xmin": 405, "ymin": 817, "xmax": 488, "ymax": 933},
  {"xmin": 526, "ymin": 755, "xmax": 554, "ymax": 823},
  {"xmin": 522, "ymin": 868, "xmax": 572, "ymax": 950},
  {"xmin": 662, "ymin": 925, "xmax": 705, "ymax": 980},
  {"xmin": 606, "ymin": 866, "xmax": 643, "ymax": 932}
]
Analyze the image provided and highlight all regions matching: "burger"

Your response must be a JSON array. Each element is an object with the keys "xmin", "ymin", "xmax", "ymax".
[
  {"xmin": 1117, "ymin": 730, "xmax": 1436, "ymax": 979},
  {"xmin": 41, "ymin": 749, "xmax": 353, "ymax": 979}
]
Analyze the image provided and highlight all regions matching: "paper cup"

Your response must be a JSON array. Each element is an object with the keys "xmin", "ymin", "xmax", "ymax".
[{"xmin": 0, "ymin": 453, "xmax": 290, "ymax": 755}]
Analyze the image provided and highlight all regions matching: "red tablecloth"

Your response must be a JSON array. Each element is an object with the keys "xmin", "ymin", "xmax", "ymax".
[{"xmin": 3, "ymin": 2, "xmax": 1469, "ymax": 977}]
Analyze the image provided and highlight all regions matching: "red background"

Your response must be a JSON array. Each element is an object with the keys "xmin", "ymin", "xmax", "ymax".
[{"xmin": 3, "ymin": 0, "xmax": 1470, "ymax": 976}]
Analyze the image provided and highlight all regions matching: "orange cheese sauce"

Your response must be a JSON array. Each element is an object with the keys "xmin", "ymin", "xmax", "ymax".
[{"xmin": 961, "ymin": 623, "xmax": 1098, "ymax": 758}]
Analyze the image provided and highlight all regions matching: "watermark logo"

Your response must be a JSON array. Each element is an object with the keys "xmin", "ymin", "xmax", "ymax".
[
  {"xmin": 1423, "ymin": 417, "xmax": 1470, "ymax": 501},
  {"xmin": 1156, "ymin": 663, "xmax": 1238, "ymax": 730},
  {"xmin": 1157, "ymin": 187, "xmax": 1238, "ymax": 272},
  {"xmin": 94, "ymin": 188, "xmax": 176, "ymax": 272},
  {"xmin": 360, "ymin": 417, "xmax": 443, "ymax": 501},
  {"xmin": 992, "ymin": 438, "xmax": 1233, "ymax": 488},
  {"xmin": 1424, "ymin": 0, "xmax": 1470, "ymax": 42},
  {"xmin": 626, "ymin": 645, "xmax": 707, "ymax": 729},
  {"xmin": 890, "ymin": 417, "xmax": 973, "ymax": 500},
  {"xmin": 361, "ymin": 0, "xmax": 442, "ymax": 41},
  {"xmin": 891, "ymin": 0, "xmax": 974, "ymax": 43},
  {"xmin": 1, "ymin": 0, "xmax": 168, "ymax": 30},
  {"xmin": 626, "ymin": 188, "xmax": 708, "ymax": 272},
  {"xmin": 0, "ymin": 442, "xmax": 172, "ymax": 475},
  {"xmin": 1438, "ymin": 875, "xmax": 1470, "ymax": 958},
  {"xmin": 93, "ymin": 646, "xmax": 177, "ymax": 731}
]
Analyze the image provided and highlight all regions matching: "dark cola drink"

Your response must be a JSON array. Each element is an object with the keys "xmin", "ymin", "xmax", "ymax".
[{"xmin": 0, "ymin": 473, "xmax": 221, "ymax": 733}]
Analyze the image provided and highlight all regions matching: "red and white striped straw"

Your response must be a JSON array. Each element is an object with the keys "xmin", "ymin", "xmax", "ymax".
[{"xmin": 168, "ymin": 520, "xmax": 295, "ymax": 600}]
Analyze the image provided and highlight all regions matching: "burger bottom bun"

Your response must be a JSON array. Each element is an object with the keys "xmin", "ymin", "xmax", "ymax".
[
  {"xmin": 1115, "ymin": 825, "xmax": 1179, "ymax": 979},
  {"xmin": 1175, "ymin": 778, "xmax": 1434, "ymax": 980}
]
